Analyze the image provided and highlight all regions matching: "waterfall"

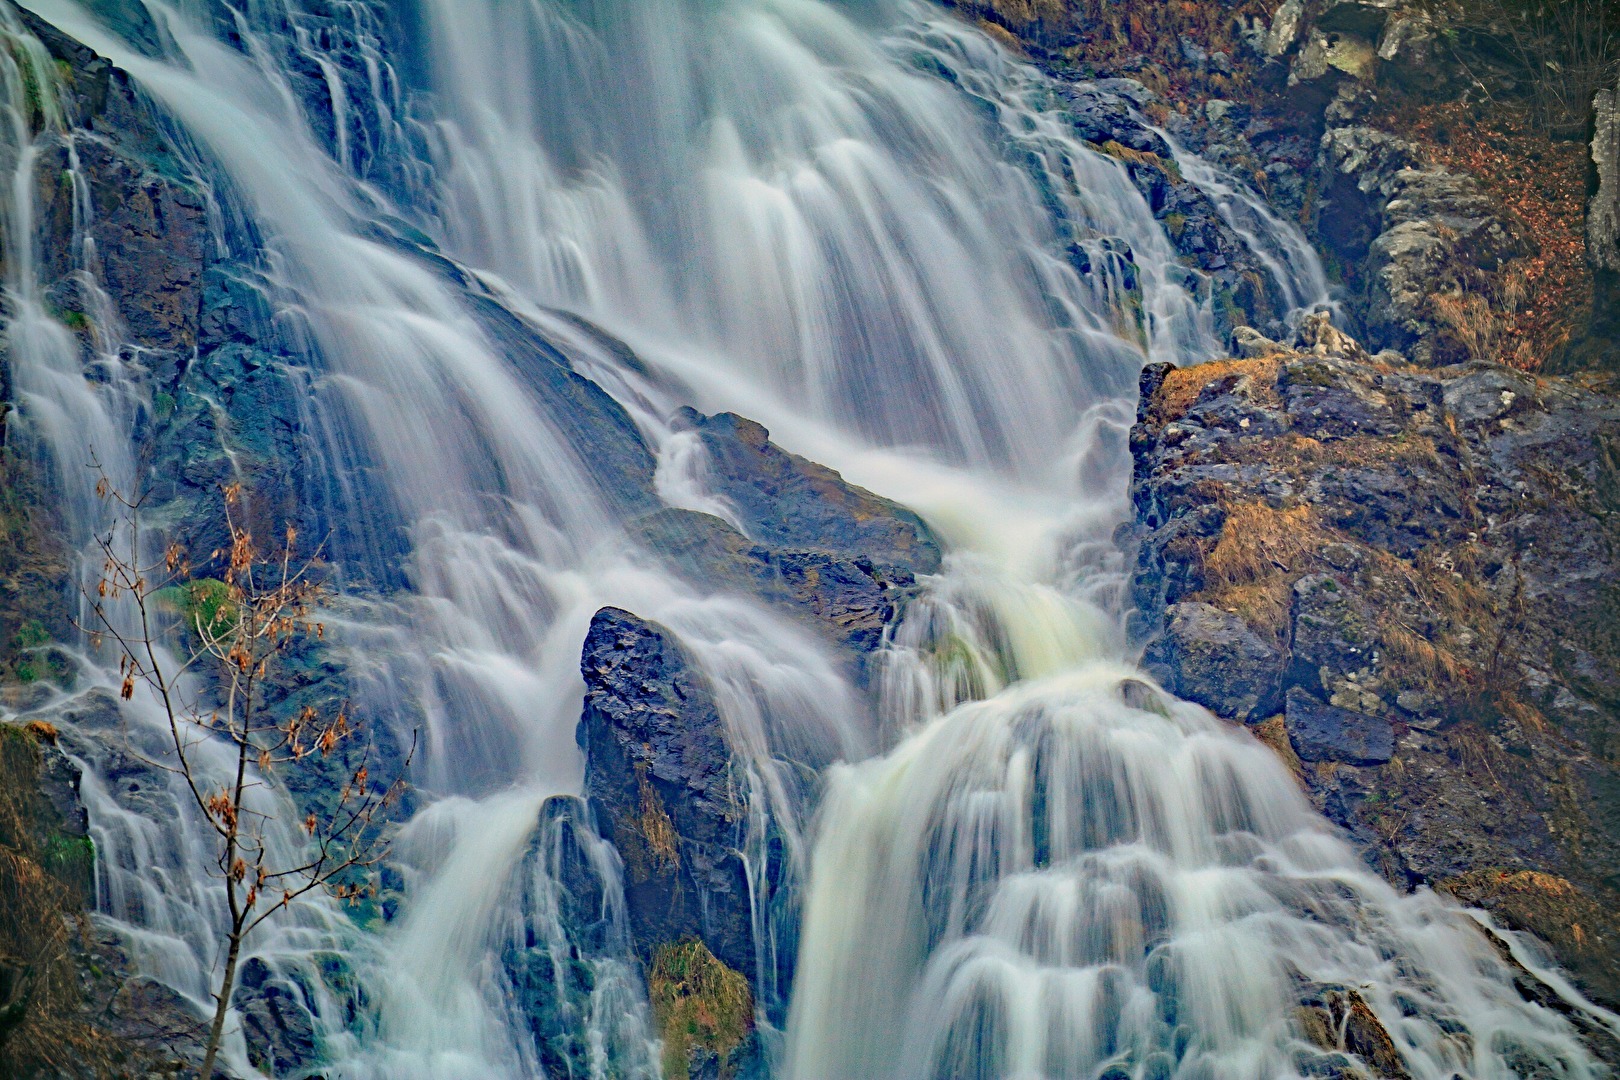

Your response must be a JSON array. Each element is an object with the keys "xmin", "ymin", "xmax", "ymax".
[{"xmin": 0, "ymin": 0, "xmax": 1613, "ymax": 1077}]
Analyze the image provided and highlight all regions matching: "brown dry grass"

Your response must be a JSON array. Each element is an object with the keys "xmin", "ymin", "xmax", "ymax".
[
  {"xmin": 1192, "ymin": 503, "xmax": 1320, "ymax": 637},
  {"xmin": 1204, "ymin": 503, "xmax": 1317, "ymax": 588},
  {"xmin": 636, "ymin": 767, "xmax": 680, "ymax": 871},
  {"xmin": 1151, "ymin": 356, "xmax": 1281, "ymax": 426},
  {"xmin": 1097, "ymin": 139, "xmax": 1184, "ymax": 183},
  {"xmin": 1253, "ymin": 715, "xmax": 1305, "ymax": 784},
  {"xmin": 0, "ymin": 727, "xmax": 121, "ymax": 1078}
]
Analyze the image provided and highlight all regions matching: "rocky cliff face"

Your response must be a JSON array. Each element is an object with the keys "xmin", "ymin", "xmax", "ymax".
[
  {"xmin": 3, "ymin": 1, "xmax": 1618, "ymax": 1076},
  {"xmin": 1125, "ymin": 316, "xmax": 1620, "ymax": 1022}
]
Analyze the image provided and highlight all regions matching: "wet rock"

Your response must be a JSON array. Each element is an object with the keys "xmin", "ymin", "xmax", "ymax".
[
  {"xmin": 1144, "ymin": 602, "xmax": 1281, "ymax": 723},
  {"xmin": 577, "ymin": 607, "xmax": 756, "ymax": 980},
  {"xmin": 1296, "ymin": 985, "xmax": 1411, "ymax": 1078},
  {"xmin": 1127, "ymin": 331, "xmax": 1620, "ymax": 1008},
  {"xmin": 79, "ymin": 140, "xmax": 207, "ymax": 353},
  {"xmin": 235, "ymin": 957, "xmax": 319, "ymax": 1078},
  {"xmin": 674, "ymin": 408, "xmax": 940, "ymax": 575},
  {"xmin": 473, "ymin": 297, "xmax": 661, "ymax": 518},
  {"xmin": 501, "ymin": 797, "xmax": 637, "ymax": 1079},
  {"xmin": 631, "ymin": 507, "xmax": 913, "ymax": 673},
  {"xmin": 12, "ymin": 10, "xmax": 207, "ymax": 354},
  {"xmin": 76, "ymin": 0, "xmax": 169, "ymax": 57},
  {"xmin": 1284, "ymin": 687, "xmax": 1393, "ymax": 765}
]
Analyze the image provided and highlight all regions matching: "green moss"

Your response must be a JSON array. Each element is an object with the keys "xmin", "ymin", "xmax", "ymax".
[
  {"xmin": 1163, "ymin": 211, "xmax": 1188, "ymax": 238},
  {"xmin": 13, "ymin": 619, "xmax": 49, "ymax": 649},
  {"xmin": 43, "ymin": 832, "xmax": 94, "ymax": 887},
  {"xmin": 151, "ymin": 391, "xmax": 176, "ymax": 419},
  {"xmin": 649, "ymin": 939, "xmax": 753, "ymax": 1080},
  {"xmin": 1287, "ymin": 362, "xmax": 1339, "ymax": 388},
  {"xmin": 156, "ymin": 578, "xmax": 236, "ymax": 638}
]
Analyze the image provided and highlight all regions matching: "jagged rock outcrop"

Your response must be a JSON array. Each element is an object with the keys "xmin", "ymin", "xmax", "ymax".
[
  {"xmin": 578, "ymin": 608, "xmax": 757, "ymax": 980},
  {"xmin": 1126, "ymin": 320, "xmax": 1620, "ymax": 1012},
  {"xmin": 1316, "ymin": 126, "xmax": 1533, "ymax": 363},
  {"xmin": 634, "ymin": 409, "xmax": 942, "ymax": 678},
  {"xmin": 576, "ymin": 608, "xmax": 770, "ymax": 1080}
]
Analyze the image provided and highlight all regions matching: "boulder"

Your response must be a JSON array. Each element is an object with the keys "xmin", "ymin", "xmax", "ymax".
[
  {"xmin": 1284, "ymin": 686, "xmax": 1394, "ymax": 765},
  {"xmin": 1126, "ymin": 333, "xmax": 1620, "ymax": 1009},
  {"xmin": 1144, "ymin": 602, "xmax": 1282, "ymax": 723},
  {"xmin": 578, "ymin": 608, "xmax": 756, "ymax": 980},
  {"xmin": 674, "ymin": 409, "xmax": 940, "ymax": 575}
]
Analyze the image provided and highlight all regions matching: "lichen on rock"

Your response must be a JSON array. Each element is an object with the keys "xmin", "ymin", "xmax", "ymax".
[{"xmin": 1126, "ymin": 316, "xmax": 1620, "ymax": 1014}]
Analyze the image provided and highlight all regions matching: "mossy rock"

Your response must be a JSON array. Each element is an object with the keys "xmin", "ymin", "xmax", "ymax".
[
  {"xmin": 154, "ymin": 577, "xmax": 236, "ymax": 638},
  {"xmin": 649, "ymin": 939, "xmax": 754, "ymax": 1080}
]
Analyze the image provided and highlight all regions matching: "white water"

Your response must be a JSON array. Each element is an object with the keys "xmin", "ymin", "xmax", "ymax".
[{"xmin": 0, "ymin": 0, "xmax": 1613, "ymax": 1078}]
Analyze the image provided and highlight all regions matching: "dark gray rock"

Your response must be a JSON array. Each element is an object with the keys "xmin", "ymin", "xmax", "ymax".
[
  {"xmin": 1288, "ymin": 573, "xmax": 1377, "ymax": 694},
  {"xmin": 676, "ymin": 408, "xmax": 940, "ymax": 575},
  {"xmin": 1285, "ymin": 687, "xmax": 1394, "ymax": 765},
  {"xmin": 235, "ymin": 957, "xmax": 319, "ymax": 1078},
  {"xmin": 1144, "ymin": 602, "xmax": 1281, "ymax": 722},
  {"xmin": 578, "ymin": 607, "xmax": 755, "ymax": 980}
]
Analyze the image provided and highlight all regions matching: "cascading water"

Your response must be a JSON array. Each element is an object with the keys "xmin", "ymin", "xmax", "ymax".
[{"xmin": 0, "ymin": 0, "xmax": 1614, "ymax": 1078}]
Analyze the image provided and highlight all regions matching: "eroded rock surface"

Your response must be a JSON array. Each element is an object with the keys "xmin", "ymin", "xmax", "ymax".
[
  {"xmin": 1127, "ymin": 321, "xmax": 1620, "ymax": 1009},
  {"xmin": 578, "ymin": 607, "xmax": 757, "ymax": 981}
]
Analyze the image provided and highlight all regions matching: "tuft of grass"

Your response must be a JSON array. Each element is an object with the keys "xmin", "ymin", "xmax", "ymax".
[
  {"xmin": 648, "ymin": 939, "xmax": 753, "ymax": 1080},
  {"xmin": 1095, "ymin": 139, "xmax": 1184, "ymax": 184},
  {"xmin": 637, "ymin": 768, "xmax": 680, "ymax": 871},
  {"xmin": 1193, "ymin": 503, "xmax": 1319, "ymax": 638},
  {"xmin": 1150, "ymin": 356, "xmax": 1281, "ymax": 425},
  {"xmin": 1253, "ymin": 715, "xmax": 1304, "ymax": 784}
]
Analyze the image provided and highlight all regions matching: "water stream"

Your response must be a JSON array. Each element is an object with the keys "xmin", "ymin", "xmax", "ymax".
[{"xmin": 1, "ymin": 0, "xmax": 1615, "ymax": 1076}]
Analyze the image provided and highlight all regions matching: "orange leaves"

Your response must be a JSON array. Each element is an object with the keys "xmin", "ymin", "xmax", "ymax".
[
  {"xmin": 1375, "ymin": 98, "xmax": 1590, "ymax": 368},
  {"xmin": 208, "ymin": 790, "xmax": 240, "ymax": 831}
]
